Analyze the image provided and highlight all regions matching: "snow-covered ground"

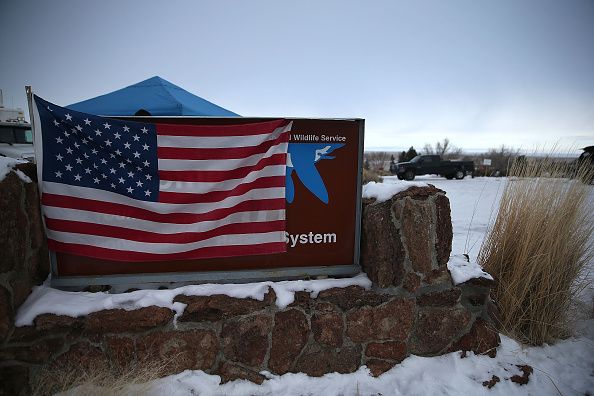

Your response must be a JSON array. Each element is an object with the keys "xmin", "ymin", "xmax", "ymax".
[{"xmin": 104, "ymin": 176, "xmax": 593, "ymax": 396}]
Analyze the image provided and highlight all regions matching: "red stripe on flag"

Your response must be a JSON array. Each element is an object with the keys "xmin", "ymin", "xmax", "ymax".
[
  {"xmin": 44, "ymin": 218, "xmax": 285, "ymax": 244},
  {"xmin": 156, "ymin": 120, "xmax": 288, "ymax": 137},
  {"xmin": 159, "ymin": 153, "xmax": 286, "ymax": 182},
  {"xmin": 42, "ymin": 193, "xmax": 285, "ymax": 224},
  {"xmin": 158, "ymin": 176, "xmax": 285, "ymax": 204},
  {"xmin": 157, "ymin": 132, "xmax": 289, "ymax": 160},
  {"xmin": 47, "ymin": 240, "xmax": 287, "ymax": 262}
]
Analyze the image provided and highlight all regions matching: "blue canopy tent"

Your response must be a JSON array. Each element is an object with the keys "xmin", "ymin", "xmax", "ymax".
[{"xmin": 67, "ymin": 76, "xmax": 239, "ymax": 117}]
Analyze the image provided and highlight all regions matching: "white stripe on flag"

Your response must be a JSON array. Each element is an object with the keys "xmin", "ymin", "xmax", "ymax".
[
  {"xmin": 157, "ymin": 127, "xmax": 286, "ymax": 148},
  {"xmin": 43, "ymin": 182, "xmax": 285, "ymax": 214},
  {"xmin": 47, "ymin": 230, "xmax": 286, "ymax": 254},
  {"xmin": 157, "ymin": 142, "xmax": 288, "ymax": 171},
  {"xmin": 43, "ymin": 206, "xmax": 285, "ymax": 233},
  {"xmin": 159, "ymin": 165, "xmax": 286, "ymax": 193}
]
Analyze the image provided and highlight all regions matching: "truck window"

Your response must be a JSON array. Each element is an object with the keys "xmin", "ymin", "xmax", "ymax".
[
  {"xmin": 24, "ymin": 129, "xmax": 33, "ymax": 143},
  {"xmin": 0, "ymin": 126, "xmax": 33, "ymax": 144},
  {"xmin": 0, "ymin": 127, "xmax": 15, "ymax": 143},
  {"xmin": 17, "ymin": 128, "xmax": 33, "ymax": 143}
]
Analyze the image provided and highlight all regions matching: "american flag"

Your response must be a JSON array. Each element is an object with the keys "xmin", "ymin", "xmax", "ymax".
[{"xmin": 32, "ymin": 95, "xmax": 291, "ymax": 262}]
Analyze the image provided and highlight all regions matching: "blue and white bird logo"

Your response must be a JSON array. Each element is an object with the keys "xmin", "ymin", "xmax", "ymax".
[{"xmin": 286, "ymin": 143, "xmax": 345, "ymax": 204}]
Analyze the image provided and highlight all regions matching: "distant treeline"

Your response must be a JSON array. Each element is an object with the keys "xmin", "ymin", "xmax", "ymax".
[{"xmin": 363, "ymin": 138, "xmax": 582, "ymax": 177}]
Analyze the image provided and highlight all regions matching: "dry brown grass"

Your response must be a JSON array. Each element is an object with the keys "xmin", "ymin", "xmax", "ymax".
[
  {"xmin": 32, "ymin": 357, "xmax": 173, "ymax": 396},
  {"xmin": 362, "ymin": 168, "xmax": 382, "ymax": 184},
  {"xmin": 478, "ymin": 157, "xmax": 594, "ymax": 345}
]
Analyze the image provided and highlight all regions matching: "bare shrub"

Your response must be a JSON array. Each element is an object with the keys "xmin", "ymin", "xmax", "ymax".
[
  {"xmin": 364, "ymin": 151, "xmax": 393, "ymax": 171},
  {"xmin": 362, "ymin": 168, "xmax": 382, "ymax": 184},
  {"xmin": 484, "ymin": 146, "xmax": 521, "ymax": 176},
  {"xmin": 32, "ymin": 356, "xmax": 174, "ymax": 396},
  {"xmin": 422, "ymin": 138, "xmax": 462, "ymax": 159},
  {"xmin": 478, "ymin": 157, "xmax": 594, "ymax": 345}
]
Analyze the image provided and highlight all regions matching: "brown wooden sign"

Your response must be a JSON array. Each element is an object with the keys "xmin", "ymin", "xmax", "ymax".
[{"xmin": 51, "ymin": 117, "xmax": 364, "ymax": 284}]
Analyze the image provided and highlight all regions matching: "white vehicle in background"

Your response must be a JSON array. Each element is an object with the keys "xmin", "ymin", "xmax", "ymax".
[{"xmin": 0, "ymin": 89, "xmax": 35, "ymax": 162}]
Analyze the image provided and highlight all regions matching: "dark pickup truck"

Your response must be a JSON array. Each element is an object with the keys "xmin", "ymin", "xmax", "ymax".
[{"xmin": 390, "ymin": 155, "xmax": 475, "ymax": 181}]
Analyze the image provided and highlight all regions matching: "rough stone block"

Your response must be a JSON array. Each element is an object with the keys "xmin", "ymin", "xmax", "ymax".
[
  {"xmin": 410, "ymin": 307, "xmax": 471, "ymax": 355},
  {"xmin": 365, "ymin": 341, "xmax": 407, "ymax": 362},
  {"xmin": 424, "ymin": 267, "xmax": 453, "ymax": 286},
  {"xmin": 361, "ymin": 186, "xmax": 453, "ymax": 288},
  {"xmin": 9, "ymin": 278, "xmax": 34, "ymax": 310},
  {"xmin": 393, "ymin": 185, "xmax": 443, "ymax": 200},
  {"xmin": 174, "ymin": 294, "xmax": 268, "ymax": 322},
  {"xmin": 366, "ymin": 359, "xmax": 395, "ymax": 377},
  {"xmin": 317, "ymin": 286, "xmax": 389, "ymax": 311},
  {"xmin": 402, "ymin": 272, "xmax": 421, "ymax": 294},
  {"xmin": 221, "ymin": 314, "xmax": 272, "ymax": 368},
  {"xmin": 466, "ymin": 292, "xmax": 487, "ymax": 307},
  {"xmin": 23, "ymin": 181, "xmax": 49, "ymax": 281},
  {"xmin": 34, "ymin": 314, "xmax": 84, "ymax": 332},
  {"xmin": 435, "ymin": 194, "xmax": 453, "ymax": 266},
  {"xmin": 218, "ymin": 361, "xmax": 266, "ymax": 384},
  {"xmin": 8, "ymin": 326, "xmax": 36, "ymax": 342},
  {"xmin": 85, "ymin": 306, "xmax": 173, "ymax": 333},
  {"xmin": 449, "ymin": 318, "xmax": 500, "ymax": 357},
  {"xmin": 49, "ymin": 341, "xmax": 109, "ymax": 374},
  {"xmin": 0, "ymin": 172, "xmax": 27, "ymax": 273},
  {"xmin": 311, "ymin": 309, "xmax": 343, "ymax": 347},
  {"xmin": 0, "ymin": 365, "xmax": 30, "ymax": 396},
  {"xmin": 136, "ymin": 329, "xmax": 218, "ymax": 375},
  {"xmin": 401, "ymin": 198, "xmax": 433, "ymax": 274},
  {"xmin": 346, "ymin": 298, "xmax": 415, "ymax": 342},
  {"xmin": 417, "ymin": 288, "xmax": 461, "ymax": 307},
  {"xmin": 293, "ymin": 343, "xmax": 361, "ymax": 377},
  {"xmin": 0, "ymin": 286, "xmax": 12, "ymax": 342},
  {"xmin": 361, "ymin": 199, "xmax": 406, "ymax": 287},
  {"xmin": 0, "ymin": 337, "xmax": 64, "ymax": 363},
  {"xmin": 461, "ymin": 277, "xmax": 495, "ymax": 288},
  {"xmin": 288, "ymin": 291, "xmax": 313, "ymax": 311},
  {"xmin": 269, "ymin": 309, "xmax": 309, "ymax": 374}
]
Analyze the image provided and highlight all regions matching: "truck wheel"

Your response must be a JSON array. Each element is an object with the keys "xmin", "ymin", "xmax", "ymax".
[
  {"xmin": 404, "ymin": 170, "xmax": 415, "ymax": 181},
  {"xmin": 445, "ymin": 174, "xmax": 454, "ymax": 180},
  {"xmin": 397, "ymin": 174, "xmax": 404, "ymax": 180},
  {"xmin": 455, "ymin": 170, "xmax": 465, "ymax": 180}
]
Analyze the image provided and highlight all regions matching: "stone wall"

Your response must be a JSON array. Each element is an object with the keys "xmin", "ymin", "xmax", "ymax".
[
  {"xmin": 1, "ymin": 282, "xmax": 498, "ymax": 394},
  {"xmin": 0, "ymin": 168, "xmax": 499, "ymax": 395},
  {"xmin": 0, "ymin": 163, "xmax": 49, "ymax": 344}
]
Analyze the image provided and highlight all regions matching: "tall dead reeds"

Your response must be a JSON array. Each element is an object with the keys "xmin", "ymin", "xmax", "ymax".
[{"xmin": 479, "ymin": 157, "xmax": 593, "ymax": 345}]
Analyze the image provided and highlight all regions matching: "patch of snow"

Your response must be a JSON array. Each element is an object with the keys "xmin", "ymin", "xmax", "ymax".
[
  {"xmin": 0, "ymin": 156, "xmax": 30, "ymax": 183},
  {"xmin": 362, "ymin": 180, "xmax": 428, "ymax": 203},
  {"xmin": 447, "ymin": 254, "xmax": 493, "ymax": 285},
  {"xmin": 15, "ymin": 273, "xmax": 371, "ymax": 327},
  {"xmin": 14, "ymin": 169, "xmax": 32, "ymax": 183}
]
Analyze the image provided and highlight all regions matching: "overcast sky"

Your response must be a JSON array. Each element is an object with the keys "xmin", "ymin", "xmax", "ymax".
[{"xmin": 1, "ymin": 0, "xmax": 593, "ymax": 154}]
